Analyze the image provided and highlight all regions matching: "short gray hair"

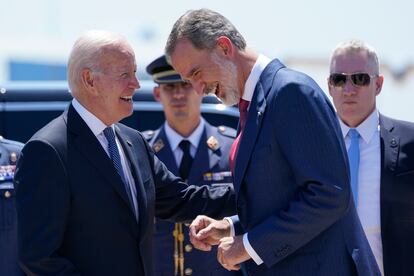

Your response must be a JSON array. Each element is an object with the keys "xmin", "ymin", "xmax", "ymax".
[
  {"xmin": 165, "ymin": 9, "xmax": 246, "ymax": 58},
  {"xmin": 67, "ymin": 30, "xmax": 127, "ymax": 94},
  {"xmin": 330, "ymin": 39, "xmax": 380, "ymax": 75}
]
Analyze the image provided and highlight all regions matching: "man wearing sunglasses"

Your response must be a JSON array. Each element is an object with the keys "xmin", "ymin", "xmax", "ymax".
[{"xmin": 328, "ymin": 39, "xmax": 414, "ymax": 276}]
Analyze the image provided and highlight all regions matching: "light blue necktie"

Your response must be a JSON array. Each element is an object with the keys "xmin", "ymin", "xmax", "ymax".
[
  {"xmin": 103, "ymin": 127, "xmax": 136, "ymax": 215},
  {"xmin": 347, "ymin": 128, "xmax": 360, "ymax": 206}
]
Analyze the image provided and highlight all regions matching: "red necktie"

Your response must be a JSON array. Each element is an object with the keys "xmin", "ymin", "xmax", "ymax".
[{"xmin": 229, "ymin": 99, "xmax": 250, "ymax": 173}]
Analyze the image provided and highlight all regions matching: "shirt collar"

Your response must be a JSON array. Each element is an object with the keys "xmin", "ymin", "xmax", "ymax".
[
  {"xmin": 164, "ymin": 118, "xmax": 206, "ymax": 151},
  {"xmin": 72, "ymin": 98, "xmax": 112, "ymax": 136},
  {"xmin": 339, "ymin": 109, "xmax": 380, "ymax": 144},
  {"xmin": 242, "ymin": 54, "xmax": 271, "ymax": 103}
]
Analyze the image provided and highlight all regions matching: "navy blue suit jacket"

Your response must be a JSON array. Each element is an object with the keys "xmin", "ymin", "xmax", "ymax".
[
  {"xmin": 146, "ymin": 121, "xmax": 240, "ymax": 276},
  {"xmin": 14, "ymin": 104, "xmax": 235, "ymax": 276},
  {"xmin": 230, "ymin": 59, "xmax": 380, "ymax": 275},
  {"xmin": 379, "ymin": 114, "xmax": 414, "ymax": 276}
]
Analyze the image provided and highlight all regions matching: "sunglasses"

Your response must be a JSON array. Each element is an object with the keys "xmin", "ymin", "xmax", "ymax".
[{"xmin": 329, "ymin": 73, "xmax": 377, "ymax": 88}]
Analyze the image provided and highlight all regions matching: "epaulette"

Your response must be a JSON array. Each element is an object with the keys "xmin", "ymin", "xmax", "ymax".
[
  {"xmin": 217, "ymin": 125, "xmax": 237, "ymax": 138},
  {"xmin": 141, "ymin": 130, "xmax": 155, "ymax": 141}
]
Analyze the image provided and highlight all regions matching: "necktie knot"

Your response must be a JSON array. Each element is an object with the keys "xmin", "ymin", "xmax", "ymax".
[
  {"xmin": 103, "ymin": 127, "xmax": 116, "ymax": 145},
  {"xmin": 348, "ymin": 128, "xmax": 360, "ymax": 139},
  {"xmin": 179, "ymin": 140, "xmax": 191, "ymax": 152},
  {"xmin": 238, "ymin": 99, "xmax": 250, "ymax": 131}
]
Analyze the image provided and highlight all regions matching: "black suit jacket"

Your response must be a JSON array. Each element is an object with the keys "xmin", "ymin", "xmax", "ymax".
[
  {"xmin": 15, "ymin": 104, "xmax": 235, "ymax": 276},
  {"xmin": 380, "ymin": 114, "xmax": 414, "ymax": 276}
]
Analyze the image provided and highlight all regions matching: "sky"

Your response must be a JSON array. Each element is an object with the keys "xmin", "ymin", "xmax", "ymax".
[{"xmin": 1, "ymin": 0, "xmax": 413, "ymax": 120}]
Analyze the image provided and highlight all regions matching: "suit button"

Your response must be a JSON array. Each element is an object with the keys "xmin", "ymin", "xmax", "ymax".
[
  {"xmin": 184, "ymin": 268, "xmax": 193, "ymax": 275},
  {"xmin": 185, "ymin": 244, "xmax": 193, "ymax": 252},
  {"xmin": 4, "ymin": 190, "xmax": 11, "ymax": 198}
]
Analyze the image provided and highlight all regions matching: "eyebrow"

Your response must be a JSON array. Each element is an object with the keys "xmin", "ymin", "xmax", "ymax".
[{"xmin": 185, "ymin": 66, "xmax": 200, "ymax": 79}]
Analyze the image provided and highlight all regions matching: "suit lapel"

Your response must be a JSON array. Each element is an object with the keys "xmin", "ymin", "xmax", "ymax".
[
  {"xmin": 234, "ymin": 83, "xmax": 266, "ymax": 193},
  {"xmin": 234, "ymin": 59, "xmax": 285, "ymax": 194},
  {"xmin": 187, "ymin": 126, "xmax": 213, "ymax": 184},
  {"xmin": 379, "ymin": 114, "xmax": 399, "ymax": 255},
  {"xmin": 67, "ymin": 105, "xmax": 137, "ymax": 220},
  {"xmin": 153, "ymin": 127, "xmax": 179, "ymax": 175}
]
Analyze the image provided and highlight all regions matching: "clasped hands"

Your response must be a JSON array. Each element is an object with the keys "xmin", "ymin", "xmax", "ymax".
[{"xmin": 189, "ymin": 215, "xmax": 251, "ymax": 271}]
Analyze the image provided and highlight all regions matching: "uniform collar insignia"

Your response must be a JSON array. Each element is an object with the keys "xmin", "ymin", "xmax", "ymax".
[
  {"xmin": 153, "ymin": 139, "xmax": 164, "ymax": 153},
  {"xmin": 206, "ymin": 136, "xmax": 219, "ymax": 151}
]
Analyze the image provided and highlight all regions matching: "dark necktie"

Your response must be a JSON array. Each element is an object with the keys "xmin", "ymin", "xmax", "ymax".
[
  {"xmin": 103, "ymin": 127, "xmax": 135, "ymax": 211},
  {"xmin": 179, "ymin": 140, "xmax": 193, "ymax": 181},
  {"xmin": 229, "ymin": 99, "xmax": 250, "ymax": 172},
  {"xmin": 347, "ymin": 128, "xmax": 360, "ymax": 206}
]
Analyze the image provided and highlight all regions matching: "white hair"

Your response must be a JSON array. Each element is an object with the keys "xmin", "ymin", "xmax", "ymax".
[{"xmin": 67, "ymin": 30, "xmax": 127, "ymax": 94}]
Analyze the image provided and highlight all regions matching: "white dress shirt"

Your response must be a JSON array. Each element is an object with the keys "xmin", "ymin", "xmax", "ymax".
[
  {"xmin": 164, "ymin": 118, "xmax": 205, "ymax": 167},
  {"xmin": 339, "ymin": 109, "xmax": 383, "ymax": 275},
  {"xmin": 72, "ymin": 99, "xmax": 139, "ymax": 220},
  {"xmin": 226, "ymin": 54, "xmax": 271, "ymax": 265}
]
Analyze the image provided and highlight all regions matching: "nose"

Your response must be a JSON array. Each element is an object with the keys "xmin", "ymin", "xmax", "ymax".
[
  {"xmin": 342, "ymin": 77, "xmax": 355, "ymax": 95},
  {"xmin": 172, "ymin": 86, "xmax": 185, "ymax": 99},
  {"xmin": 191, "ymin": 80, "xmax": 206, "ymax": 95},
  {"xmin": 130, "ymin": 74, "xmax": 140, "ymax": 90}
]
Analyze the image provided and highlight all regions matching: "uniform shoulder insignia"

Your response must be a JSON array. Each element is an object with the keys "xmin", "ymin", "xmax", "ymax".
[
  {"xmin": 141, "ymin": 130, "xmax": 155, "ymax": 141},
  {"xmin": 217, "ymin": 125, "xmax": 237, "ymax": 138}
]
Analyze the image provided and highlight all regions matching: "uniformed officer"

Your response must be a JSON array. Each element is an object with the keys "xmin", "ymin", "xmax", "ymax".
[
  {"xmin": 0, "ymin": 135, "xmax": 24, "ymax": 276},
  {"xmin": 144, "ymin": 55, "xmax": 241, "ymax": 276}
]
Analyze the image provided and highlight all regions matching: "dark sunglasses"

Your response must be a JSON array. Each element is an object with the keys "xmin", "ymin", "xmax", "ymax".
[{"xmin": 329, "ymin": 73, "xmax": 377, "ymax": 88}]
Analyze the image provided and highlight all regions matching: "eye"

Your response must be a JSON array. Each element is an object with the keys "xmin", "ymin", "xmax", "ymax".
[
  {"xmin": 191, "ymin": 70, "xmax": 201, "ymax": 81},
  {"xmin": 182, "ymin": 82, "xmax": 192, "ymax": 89}
]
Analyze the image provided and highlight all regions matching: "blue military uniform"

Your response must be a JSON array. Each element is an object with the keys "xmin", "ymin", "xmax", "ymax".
[
  {"xmin": 143, "ymin": 122, "xmax": 239, "ymax": 276},
  {"xmin": 0, "ymin": 136, "xmax": 24, "ymax": 276}
]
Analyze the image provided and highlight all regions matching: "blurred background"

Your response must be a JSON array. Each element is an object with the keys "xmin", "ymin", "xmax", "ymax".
[{"xmin": 1, "ymin": 0, "xmax": 413, "ymax": 121}]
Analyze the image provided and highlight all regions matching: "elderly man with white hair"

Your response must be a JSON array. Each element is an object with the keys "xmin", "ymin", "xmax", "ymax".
[{"xmin": 14, "ymin": 30, "xmax": 235, "ymax": 276}]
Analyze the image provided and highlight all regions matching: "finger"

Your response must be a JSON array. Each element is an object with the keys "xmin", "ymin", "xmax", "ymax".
[{"xmin": 190, "ymin": 234, "xmax": 212, "ymax": 251}]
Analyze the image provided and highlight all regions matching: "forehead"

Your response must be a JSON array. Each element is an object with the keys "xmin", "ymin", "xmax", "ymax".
[
  {"xmin": 98, "ymin": 43, "xmax": 136, "ymax": 72},
  {"xmin": 331, "ymin": 51, "xmax": 375, "ymax": 73},
  {"xmin": 170, "ymin": 39, "xmax": 210, "ymax": 76}
]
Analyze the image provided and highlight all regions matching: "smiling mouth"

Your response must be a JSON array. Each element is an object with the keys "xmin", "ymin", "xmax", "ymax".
[{"xmin": 120, "ymin": 96, "xmax": 133, "ymax": 103}]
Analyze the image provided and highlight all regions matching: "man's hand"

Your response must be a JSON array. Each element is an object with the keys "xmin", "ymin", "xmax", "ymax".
[
  {"xmin": 189, "ymin": 215, "xmax": 231, "ymax": 251},
  {"xmin": 217, "ymin": 235, "xmax": 251, "ymax": 271}
]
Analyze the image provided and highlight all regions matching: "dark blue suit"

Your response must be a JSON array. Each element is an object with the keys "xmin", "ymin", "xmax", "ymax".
[
  {"xmin": 379, "ymin": 114, "xmax": 414, "ymax": 276},
  {"xmin": 145, "ymin": 121, "xmax": 241, "ymax": 276},
  {"xmin": 229, "ymin": 59, "xmax": 380, "ymax": 275},
  {"xmin": 0, "ymin": 137, "xmax": 24, "ymax": 276},
  {"xmin": 14, "ymin": 104, "xmax": 235, "ymax": 276}
]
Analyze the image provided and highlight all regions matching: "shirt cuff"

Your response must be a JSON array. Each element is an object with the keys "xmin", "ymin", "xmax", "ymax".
[
  {"xmin": 224, "ymin": 217, "xmax": 235, "ymax": 237},
  {"xmin": 243, "ymin": 233, "xmax": 263, "ymax": 265}
]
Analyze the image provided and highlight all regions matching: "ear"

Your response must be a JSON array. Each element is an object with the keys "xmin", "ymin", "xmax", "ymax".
[
  {"xmin": 375, "ymin": 75, "xmax": 384, "ymax": 96},
  {"xmin": 216, "ymin": 36, "xmax": 234, "ymax": 57},
  {"xmin": 153, "ymin": 86, "xmax": 161, "ymax": 102},
  {"xmin": 81, "ymin": 69, "xmax": 95, "ymax": 90}
]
